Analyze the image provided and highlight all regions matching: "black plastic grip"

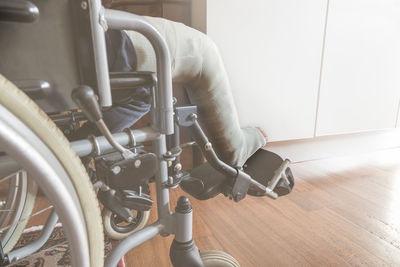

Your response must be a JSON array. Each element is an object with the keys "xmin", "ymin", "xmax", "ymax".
[
  {"xmin": 0, "ymin": 0, "xmax": 39, "ymax": 23},
  {"xmin": 71, "ymin": 86, "xmax": 103, "ymax": 123}
]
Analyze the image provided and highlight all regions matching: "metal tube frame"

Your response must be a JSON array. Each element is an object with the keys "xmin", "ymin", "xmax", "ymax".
[
  {"xmin": 89, "ymin": 0, "xmax": 112, "ymax": 107},
  {"xmin": 0, "ymin": 106, "xmax": 89, "ymax": 266},
  {"xmin": 71, "ymin": 127, "xmax": 160, "ymax": 157},
  {"xmin": 101, "ymin": 7, "xmax": 196, "ymax": 266},
  {"xmin": 104, "ymin": 8, "xmax": 174, "ymax": 135},
  {"xmin": 105, "ymin": 222, "xmax": 164, "ymax": 266},
  {"xmin": 0, "ymin": 127, "xmax": 160, "ymax": 173},
  {"xmin": 0, "ymin": 2, "xmax": 196, "ymax": 266},
  {"xmin": 7, "ymin": 210, "xmax": 59, "ymax": 263},
  {"xmin": 104, "ymin": 133, "xmax": 179, "ymax": 266}
]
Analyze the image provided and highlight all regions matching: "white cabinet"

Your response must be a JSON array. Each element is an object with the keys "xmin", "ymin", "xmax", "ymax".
[
  {"xmin": 207, "ymin": 0, "xmax": 400, "ymax": 141},
  {"xmin": 207, "ymin": 0, "xmax": 328, "ymax": 141},
  {"xmin": 397, "ymin": 106, "xmax": 400, "ymax": 127},
  {"xmin": 316, "ymin": 0, "xmax": 400, "ymax": 136}
]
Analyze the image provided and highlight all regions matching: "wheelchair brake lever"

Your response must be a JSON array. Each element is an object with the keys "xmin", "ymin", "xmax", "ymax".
[{"xmin": 71, "ymin": 86, "xmax": 134, "ymax": 159}]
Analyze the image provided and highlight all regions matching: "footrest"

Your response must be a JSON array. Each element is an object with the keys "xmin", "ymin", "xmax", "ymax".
[
  {"xmin": 243, "ymin": 149, "xmax": 294, "ymax": 197},
  {"xmin": 180, "ymin": 162, "xmax": 227, "ymax": 200}
]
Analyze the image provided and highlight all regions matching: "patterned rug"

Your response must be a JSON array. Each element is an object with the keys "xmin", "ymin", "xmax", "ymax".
[{"xmin": 8, "ymin": 226, "xmax": 125, "ymax": 267}]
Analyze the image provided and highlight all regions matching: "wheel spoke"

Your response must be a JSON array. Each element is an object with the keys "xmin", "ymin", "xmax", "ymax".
[
  {"xmin": 0, "ymin": 173, "xmax": 16, "ymax": 184},
  {"xmin": 0, "ymin": 205, "xmax": 53, "ymax": 233}
]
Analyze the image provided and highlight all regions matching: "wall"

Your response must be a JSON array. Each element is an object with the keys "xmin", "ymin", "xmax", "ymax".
[{"xmin": 207, "ymin": 0, "xmax": 400, "ymax": 144}]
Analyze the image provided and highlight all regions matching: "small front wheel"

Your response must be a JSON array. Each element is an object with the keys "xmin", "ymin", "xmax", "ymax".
[
  {"xmin": 102, "ymin": 208, "xmax": 150, "ymax": 240},
  {"xmin": 200, "ymin": 250, "xmax": 240, "ymax": 267}
]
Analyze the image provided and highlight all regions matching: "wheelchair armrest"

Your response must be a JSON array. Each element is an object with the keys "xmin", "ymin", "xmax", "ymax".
[{"xmin": 110, "ymin": 71, "xmax": 155, "ymax": 91}]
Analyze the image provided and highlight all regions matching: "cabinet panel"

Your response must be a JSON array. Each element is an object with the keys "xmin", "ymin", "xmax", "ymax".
[
  {"xmin": 207, "ymin": 0, "xmax": 328, "ymax": 141},
  {"xmin": 397, "ymin": 105, "xmax": 400, "ymax": 127},
  {"xmin": 316, "ymin": 0, "xmax": 400, "ymax": 136}
]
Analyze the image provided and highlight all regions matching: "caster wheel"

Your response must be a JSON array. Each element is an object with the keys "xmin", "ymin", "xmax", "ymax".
[
  {"xmin": 102, "ymin": 208, "xmax": 150, "ymax": 240},
  {"xmin": 200, "ymin": 250, "xmax": 240, "ymax": 267}
]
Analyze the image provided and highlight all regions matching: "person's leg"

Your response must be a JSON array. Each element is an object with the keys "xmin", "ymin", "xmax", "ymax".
[
  {"xmin": 69, "ymin": 93, "xmax": 151, "ymax": 141},
  {"xmin": 126, "ymin": 17, "xmax": 266, "ymax": 166},
  {"xmin": 103, "ymin": 87, "xmax": 151, "ymax": 133}
]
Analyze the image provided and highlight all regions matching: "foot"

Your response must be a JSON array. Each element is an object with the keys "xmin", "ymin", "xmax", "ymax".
[{"xmin": 256, "ymin": 127, "xmax": 268, "ymax": 147}]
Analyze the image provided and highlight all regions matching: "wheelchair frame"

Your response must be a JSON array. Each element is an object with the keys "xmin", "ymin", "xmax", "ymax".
[
  {"xmin": 0, "ymin": 1, "xmax": 195, "ymax": 265},
  {"xmin": 0, "ymin": 0, "xmax": 292, "ymax": 266}
]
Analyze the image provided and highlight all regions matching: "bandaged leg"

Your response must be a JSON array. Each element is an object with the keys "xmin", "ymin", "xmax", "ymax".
[{"xmin": 125, "ymin": 17, "xmax": 266, "ymax": 166}]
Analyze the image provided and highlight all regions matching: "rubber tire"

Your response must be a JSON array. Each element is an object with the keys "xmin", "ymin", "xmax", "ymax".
[
  {"xmin": 0, "ymin": 75, "xmax": 104, "ymax": 266},
  {"xmin": 102, "ymin": 208, "xmax": 150, "ymax": 240},
  {"xmin": 200, "ymin": 250, "xmax": 241, "ymax": 267},
  {"xmin": 2, "ymin": 173, "xmax": 38, "ymax": 253}
]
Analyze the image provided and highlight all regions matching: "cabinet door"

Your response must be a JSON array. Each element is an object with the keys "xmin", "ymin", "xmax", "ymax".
[
  {"xmin": 316, "ymin": 0, "xmax": 400, "ymax": 136},
  {"xmin": 207, "ymin": 0, "xmax": 328, "ymax": 141}
]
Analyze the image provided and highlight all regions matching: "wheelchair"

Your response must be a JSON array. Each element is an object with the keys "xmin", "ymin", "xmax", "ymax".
[{"xmin": 0, "ymin": 0, "xmax": 294, "ymax": 266}]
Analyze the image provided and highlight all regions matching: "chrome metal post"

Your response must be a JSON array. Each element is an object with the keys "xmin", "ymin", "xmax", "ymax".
[
  {"xmin": 104, "ymin": 222, "xmax": 164, "ymax": 267},
  {"xmin": 152, "ymin": 135, "xmax": 172, "ymax": 221},
  {"xmin": 7, "ymin": 210, "xmax": 59, "ymax": 263},
  {"xmin": 104, "ymin": 9, "xmax": 174, "ymax": 135},
  {"xmin": 70, "ymin": 127, "xmax": 159, "ymax": 157},
  {"xmin": 0, "ymin": 106, "xmax": 89, "ymax": 267},
  {"xmin": 88, "ymin": 0, "xmax": 112, "ymax": 107}
]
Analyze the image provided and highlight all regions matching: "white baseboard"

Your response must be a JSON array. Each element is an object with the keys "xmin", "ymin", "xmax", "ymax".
[{"xmin": 266, "ymin": 129, "xmax": 400, "ymax": 163}]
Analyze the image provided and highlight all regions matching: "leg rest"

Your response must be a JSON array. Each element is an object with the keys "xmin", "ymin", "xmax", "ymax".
[{"xmin": 181, "ymin": 149, "xmax": 295, "ymax": 200}]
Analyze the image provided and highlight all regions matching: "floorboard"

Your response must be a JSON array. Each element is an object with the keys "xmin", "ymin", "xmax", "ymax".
[
  {"xmin": 125, "ymin": 149, "xmax": 400, "ymax": 266},
  {"xmin": 11, "ymin": 148, "xmax": 400, "ymax": 266}
]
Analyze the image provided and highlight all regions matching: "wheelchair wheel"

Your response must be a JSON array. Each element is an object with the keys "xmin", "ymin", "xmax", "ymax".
[
  {"xmin": 102, "ymin": 208, "xmax": 150, "ymax": 240},
  {"xmin": 200, "ymin": 250, "xmax": 240, "ymax": 267},
  {"xmin": 0, "ymin": 75, "xmax": 104, "ymax": 266},
  {"xmin": 0, "ymin": 171, "xmax": 38, "ymax": 253}
]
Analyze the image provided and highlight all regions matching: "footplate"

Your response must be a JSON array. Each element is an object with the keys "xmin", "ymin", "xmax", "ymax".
[
  {"xmin": 243, "ymin": 149, "xmax": 294, "ymax": 197},
  {"xmin": 180, "ymin": 162, "xmax": 227, "ymax": 200}
]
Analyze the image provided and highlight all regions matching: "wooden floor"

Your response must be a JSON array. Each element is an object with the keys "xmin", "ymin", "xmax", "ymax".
[
  {"xmin": 19, "ymin": 148, "xmax": 400, "ymax": 266},
  {"xmin": 125, "ymin": 148, "xmax": 400, "ymax": 266}
]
